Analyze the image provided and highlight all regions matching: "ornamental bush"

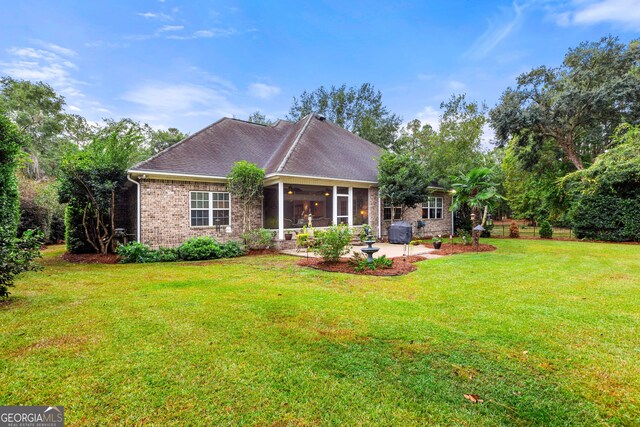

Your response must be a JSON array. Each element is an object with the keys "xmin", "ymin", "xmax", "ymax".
[
  {"xmin": 175, "ymin": 236, "xmax": 222, "ymax": 261},
  {"xmin": 509, "ymin": 221, "xmax": 520, "ymax": 238},
  {"xmin": 313, "ymin": 224, "xmax": 352, "ymax": 262},
  {"xmin": 353, "ymin": 255, "xmax": 393, "ymax": 272},
  {"xmin": 539, "ymin": 220, "xmax": 553, "ymax": 239},
  {"xmin": 117, "ymin": 241, "xmax": 158, "ymax": 263},
  {"xmin": 242, "ymin": 228, "xmax": 275, "ymax": 250}
]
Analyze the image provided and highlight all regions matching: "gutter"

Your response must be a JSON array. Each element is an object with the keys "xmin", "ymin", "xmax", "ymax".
[{"xmin": 126, "ymin": 174, "xmax": 140, "ymax": 242}]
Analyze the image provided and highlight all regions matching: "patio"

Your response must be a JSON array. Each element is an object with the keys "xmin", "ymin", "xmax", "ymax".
[{"xmin": 280, "ymin": 242, "xmax": 443, "ymax": 259}]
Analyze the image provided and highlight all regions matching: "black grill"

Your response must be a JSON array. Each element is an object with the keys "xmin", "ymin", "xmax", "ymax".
[{"xmin": 388, "ymin": 221, "xmax": 413, "ymax": 244}]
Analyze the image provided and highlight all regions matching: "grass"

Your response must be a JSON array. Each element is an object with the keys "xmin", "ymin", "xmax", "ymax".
[{"xmin": 1, "ymin": 239, "xmax": 639, "ymax": 426}]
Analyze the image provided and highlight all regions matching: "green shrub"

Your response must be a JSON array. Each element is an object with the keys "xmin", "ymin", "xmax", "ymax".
[
  {"xmin": 64, "ymin": 205, "xmax": 93, "ymax": 254},
  {"xmin": 539, "ymin": 220, "xmax": 553, "ymax": 239},
  {"xmin": 117, "ymin": 242, "xmax": 158, "ymax": 263},
  {"xmin": 0, "ymin": 228, "xmax": 43, "ymax": 298},
  {"xmin": 353, "ymin": 255, "xmax": 393, "ymax": 272},
  {"xmin": 572, "ymin": 194, "xmax": 640, "ymax": 241},
  {"xmin": 155, "ymin": 247, "xmax": 179, "ymax": 262},
  {"xmin": 242, "ymin": 228, "xmax": 274, "ymax": 250},
  {"xmin": 219, "ymin": 240, "xmax": 245, "ymax": 258},
  {"xmin": 176, "ymin": 236, "xmax": 222, "ymax": 261},
  {"xmin": 117, "ymin": 237, "xmax": 244, "ymax": 263},
  {"xmin": 313, "ymin": 224, "xmax": 352, "ymax": 262},
  {"xmin": 296, "ymin": 233, "xmax": 309, "ymax": 247},
  {"xmin": 563, "ymin": 124, "xmax": 640, "ymax": 242}
]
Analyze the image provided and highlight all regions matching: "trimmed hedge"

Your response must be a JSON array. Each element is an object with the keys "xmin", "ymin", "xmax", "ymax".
[
  {"xmin": 117, "ymin": 236, "xmax": 246, "ymax": 264},
  {"xmin": 573, "ymin": 194, "xmax": 640, "ymax": 242}
]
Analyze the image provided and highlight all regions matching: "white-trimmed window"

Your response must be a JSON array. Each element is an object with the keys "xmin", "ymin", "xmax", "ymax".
[
  {"xmin": 422, "ymin": 196, "xmax": 443, "ymax": 219},
  {"xmin": 383, "ymin": 202, "xmax": 402, "ymax": 221},
  {"xmin": 190, "ymin": 191, "xmax": 230, "ymax": 227}
]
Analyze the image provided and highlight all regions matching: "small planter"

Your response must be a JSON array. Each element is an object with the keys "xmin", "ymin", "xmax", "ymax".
[
  {"xmin": 433, "ymin": 241, "xmax": 442, "ymax": 250},
  {"xmin": 284, "ymin": 233, "xmax": 293, "ymax": 241}
]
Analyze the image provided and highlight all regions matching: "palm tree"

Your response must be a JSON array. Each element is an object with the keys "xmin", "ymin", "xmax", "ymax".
[{"xmin": 450, "ymin": 167, "xmax": 504, "ymax": 247}]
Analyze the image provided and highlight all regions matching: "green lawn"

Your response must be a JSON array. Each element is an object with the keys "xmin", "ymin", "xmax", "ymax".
[{"xmin": 1, "ymin": 240, "xmax": 639, "ymax": 426}]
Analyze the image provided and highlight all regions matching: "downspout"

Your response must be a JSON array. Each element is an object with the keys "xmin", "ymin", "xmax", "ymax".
[
  {"xmin": 126, "ymin": 174, "xmax": 140, "ymax": 242},
  {"xmin": 377, "ymin": 191, "xmax": 382, "ymax": 239}
]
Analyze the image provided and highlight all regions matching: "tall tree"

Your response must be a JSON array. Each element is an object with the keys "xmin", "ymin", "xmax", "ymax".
[
  {"xmin": 288, "ymin": 83, "xmax": 401, "ymax": 148},
  {"xmin": 0, "ymin": 77, "xmax": 71, "ymax": 178},
  {"xmin": 395, "ymin": 94, "xmax": 487, "ymax": 188},
  {"xmin": 148, "ymin": 127, "xmax": 188, "ymax": 154},
  {"xmin": 490, "ymin": 36, "xmax": 640, "ymax": 170},
  {"xmin": 247, "ymin": 111, "xmax": 275, "ymax": 126},
  {"xmin": 377, "ymin": 151, "xmax": 432, "ymax": 219}
]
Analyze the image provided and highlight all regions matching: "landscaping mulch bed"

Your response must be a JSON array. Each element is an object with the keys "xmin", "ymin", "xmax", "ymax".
[
  {"xmin": 431, "ymin": 243, "xmax": 497, "ymax": 255},
  {"xmin": 298, "ymin": 255, "xmax": 427, "ymax": 276},
  {"xmin": 61, "ymin": 252, "xmax": 121, "ymax": 264}
]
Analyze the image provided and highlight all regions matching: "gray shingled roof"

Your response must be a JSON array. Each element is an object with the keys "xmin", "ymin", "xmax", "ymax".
[{"xmin": 131, "ymin": 114, "xmax": 383, "ymax": 182}]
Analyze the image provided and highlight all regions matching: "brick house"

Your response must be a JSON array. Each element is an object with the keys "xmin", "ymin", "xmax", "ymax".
[{"xmin": 122, "ymin": 114, "xmax": 453, "ymax": 248}]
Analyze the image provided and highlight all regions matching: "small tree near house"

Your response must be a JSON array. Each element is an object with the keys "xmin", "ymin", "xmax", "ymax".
[
  {"xmin": 377, "ymin": 151, "xmax": 431, "ymax": 220},
  {"xmin": 58, "ymin": 125, "xmax": 144, "ymax": 254},
  {"xmin": 227, "ymin": 161, "xmax": 265, "ymax": 234}
]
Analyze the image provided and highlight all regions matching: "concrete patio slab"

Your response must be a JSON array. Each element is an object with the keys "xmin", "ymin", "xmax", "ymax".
[{"xmin": 280, "ymin": 242, "xmax": 444, "ymax": 259}]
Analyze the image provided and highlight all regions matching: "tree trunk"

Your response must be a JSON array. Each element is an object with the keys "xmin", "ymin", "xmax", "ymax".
[
  {"xmin": 560, "ymin": 136, "xmax": 584, "ymax": 170},
  {"xmin": 472, "ymin": 207, "xmax": 480, "ymax": 248}
]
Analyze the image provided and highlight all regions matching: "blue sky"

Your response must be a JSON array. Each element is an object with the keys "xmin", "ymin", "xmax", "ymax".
[{"xmin": 1, "ymin": 0, "xmax": 639, "ymax": 134}]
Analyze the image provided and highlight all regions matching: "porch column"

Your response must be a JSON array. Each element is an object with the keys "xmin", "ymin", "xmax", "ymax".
[
  {"xmin": 278, "ymin": 181, "xmax": 284, "ymax": 240},
  {"xmin": 348, "ymin": 187, "xmax": 353, "ymax": 226},
  {"xmin": 332, "ymin": 185, "xmax": 338, "ymax": 225}
]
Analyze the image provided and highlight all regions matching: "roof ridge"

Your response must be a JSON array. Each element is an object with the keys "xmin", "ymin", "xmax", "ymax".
[
  {"xmin": 130, "ymin": 117, "xmax": 229, "ymax": 171},
  {"xmin": 276, "ymin": 114, "xmax": 314, "ymax": 173}
]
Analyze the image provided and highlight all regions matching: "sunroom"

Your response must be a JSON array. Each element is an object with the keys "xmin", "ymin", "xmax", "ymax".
[{"xmin": 262, "ymin": 179, "xmax": 373, "ymax": 240}]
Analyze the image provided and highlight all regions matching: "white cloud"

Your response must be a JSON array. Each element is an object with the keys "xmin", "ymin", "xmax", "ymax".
[
  {"xmin": 0, "ymin": 42, "xmax": 115, "ymax": 120},
  {"xmin": 137, "ymin": 11, "xmax": 171, "ymax": 20},
  {"xmin": 166, "ymin": 27, "xmax": 251, "ymax": 40},
  {"xmin": 158, "ymin": 25, "xmax": 183, "ymax": 32},
  {"xmin": 247, "ymin": 82, "xmax": 281, "ymax": 99},
  {"xmin": 553, "ymin": 0, "xmax": 640, "ymax": 30},
  {"xmin": 448, "ymin": 80, "xmax": 466, "ymax": 91},
  {"xmin": 1, "ymin": 45, "xmax": 82, "ymax": 98},
  {"xmin": 465, "ymin": 2, "xmax": 525, "ymax": 60},
  {"xmin": 417, "ymin": 73, "xmax": 435, "ymax": 80},
  {"xmin": 415, "ymin": 105, "xmax": 441, "ymax": 130},
  {"xmin": 121, "ymin": 82, "xmax": 247, "ymax": 129}
]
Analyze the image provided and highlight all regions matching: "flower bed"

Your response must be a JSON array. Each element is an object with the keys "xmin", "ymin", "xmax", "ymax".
[{"xmin": 298, "ymin": 255, "xmax": 427, "ymax": 276}]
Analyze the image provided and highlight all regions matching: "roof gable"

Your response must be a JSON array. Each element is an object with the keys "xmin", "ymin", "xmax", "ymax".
[{"xmin": 131, "ymin": 115, "xmax": 382, "ymax": 182}]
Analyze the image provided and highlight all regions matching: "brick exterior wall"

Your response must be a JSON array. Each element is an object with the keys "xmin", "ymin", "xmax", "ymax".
[
  {"xmin": 376, "ymin": 189, "xmax": 453, "ymax": 239},
  {"xmin": 140, "ymin": 179, "xmax": 261, "ymax": 248}
]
